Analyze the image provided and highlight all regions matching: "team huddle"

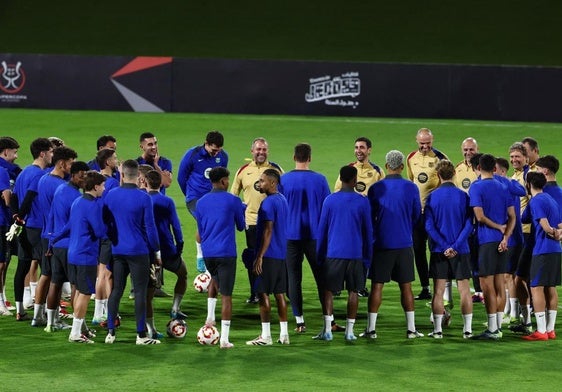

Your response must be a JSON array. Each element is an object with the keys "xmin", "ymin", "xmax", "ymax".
[{"xmin": 0, "ymin": 128, "xmax": 560, "ymax": 347}]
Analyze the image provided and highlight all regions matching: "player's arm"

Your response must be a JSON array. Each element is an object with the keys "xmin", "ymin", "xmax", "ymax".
[
  {"xmin": 177, "ymin": 150, "xmax": 193, "ymax": 196},
  {"xmin": 153, "ymin": 156, "xmax": 172, "ymax": 188},
  {"xmin": 473, "ymin": 206, "xmax": 505, "ymax": 233},
  {"xmin": 333, "ymin": 176, "xmax": 342, "ymax": 192},
  {"xmin": 253, "ymin": 220, "xmax": 273, "ymax": 276},
  {"xmin": 230, "ymin": 169, "xmax": 243, "ymax": 196},
  {"xmin": 235, "ymin": 199, "xmax": 246, "ymax": 232}
]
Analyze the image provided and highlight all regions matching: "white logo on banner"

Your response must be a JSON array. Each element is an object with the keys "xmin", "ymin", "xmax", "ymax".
[
  {"xmin": 305, "ymin": 72, "xmax": 360, "ymax": 108},
  {"xmin": 0, "ymin": 60, "xmax": 28, "ymax": 103}
]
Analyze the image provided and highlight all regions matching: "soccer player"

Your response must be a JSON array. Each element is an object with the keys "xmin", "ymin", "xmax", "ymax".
[
  {"xmin": 522, "ymin": 137, "xmax": 540, "ymax": 171},
  {"xmin": 333, "ymin": 136, "xmax": 384, "ymax": 298},
  {"xmin": 177, "ymin": 131, "xmax": 228, "ymax": 273},
  {"xmin": 520, "ymin": 172, "xmax": 562, "ymax": 340},
  {"xmin": 104, "ymin": 159, "xmax": 162, "ymax": 345},
  {"xmin": 145, "ymin": 170, "xmax": 188, "ymax": 321},
  {"xmin": 0, "ymin": 136, "xmax": 20, "ymax": 315},
  {"xmin": 469, "ymin": 154, "xmax": 516, "ymax": 340},
  {"xmin": 246, "ymin": 169, "xmax": 290, "ymax": 346},
  {"xmin": 136, "ymin": 132, "xmax": 172, "ymax": 192},
  {"xmin": 364, "ymin": 150, "xmax": 423, "ymax": 339},
  {"xmin": 32, "ymin": 146, "xmax": 77, "ymax": 327},
  {"xmin": 67, "ymin": 171, "xmax": 106, "ymax": 343},
  {"xmin": 509, "ymin": 142, "xmax": 535, "ymax": 333},
  {"xmin": 87, "ymin": 135, "xmax": 119, "ymax": 180},
  {"xmin": 425, "ymin": 160, "xmax": 474, "ymax": 338},
  {"xmin": 537, "ymin": 155, "xmax": 562, "ymax": 207},
  {"xmin": 11, "ymin": 138, "xmax": 53, "ymax": 321},
  {"xmin": 316, "ymin": 165, "xmax": 372, "ymax": 341},
  {"xmin": 454, "ymin": 137, "xmax": 479, "ymax": 192},
  {"xmin": 231, "ymin": 137, "xmax": 283, "ymax": 304},
  {"xmin": 495, "ymin": 157, "xmax": 527, "ymax": 326},
  {"xmin": 195, "ymin": 167, "xmax": 245, "ymax": 348},
  {"xmin": 333, "ymin": 136, "xmax": 385, "ymax": 195},
  {"xmin": 407, "ymin": 128, "xmax": 448, "ymax": 301},
  {"xmin": 45, "ymin": 161, "xmax": 91, "ymax": 333},
  {"xmin": 281, "ymin": 143, "xmax": 330, "ymax": 333}
]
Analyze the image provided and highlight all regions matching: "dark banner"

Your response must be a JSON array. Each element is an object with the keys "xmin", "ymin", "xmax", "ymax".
[{"xmin": 2, "ymin": 53, "xmax": 562, "ymax": 122}]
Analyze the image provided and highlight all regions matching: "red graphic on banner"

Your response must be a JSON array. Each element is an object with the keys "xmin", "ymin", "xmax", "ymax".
[{"xmin": 112, "ymin": 57, "xmax": 172, "ymax": 78}]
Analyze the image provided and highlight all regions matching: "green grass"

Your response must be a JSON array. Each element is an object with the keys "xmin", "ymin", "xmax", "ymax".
[{"xmin": 1, "ymin": 108, "xmax": 562, "ymax": 391}]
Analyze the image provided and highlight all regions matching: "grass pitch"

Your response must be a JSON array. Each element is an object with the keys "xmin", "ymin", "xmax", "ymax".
[{"xmin": 1, "ymin": 109, "xmax": 562, "ymax": 391}]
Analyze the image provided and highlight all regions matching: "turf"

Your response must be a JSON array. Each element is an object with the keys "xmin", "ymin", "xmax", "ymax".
[{"xmin": 0, "ymin": 108, "xmax": 561, "ymax": 391}]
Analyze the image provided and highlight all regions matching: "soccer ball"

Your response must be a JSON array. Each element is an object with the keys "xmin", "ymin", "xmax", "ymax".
[
  {"xmin": 193, "ymin": 272, "xmax": 211, "ymax": 293},
  {"xmin": 166, "ymin": 319, "xmax": 187, "ymax": 338},
  {"xmin": 197, "ymin": 325, "xmax": 220, "ymax": 345}
]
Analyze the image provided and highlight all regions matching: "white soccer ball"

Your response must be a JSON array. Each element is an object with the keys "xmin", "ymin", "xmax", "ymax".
[
  {"xmin": 197, "ymin": 325, "xmax": 220, "ymax": 345},
  {"xmin": 193, "ymin": 272, "xmax": 211, "ymax": 293},
  {"xmin": 166, "ymin": 319, "xmax": 187, "ymax": 338}
]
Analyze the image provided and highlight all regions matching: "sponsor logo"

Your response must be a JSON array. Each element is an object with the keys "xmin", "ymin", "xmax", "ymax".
[
  {"xmin": 305, "ymin": 72, "xmax": 360, "ymax": 109},
  {"xmin": 417, "ymin": 172, "xmax": 429, "ymax": 184},
  {"xmin": 253, "ymin": 180, "xmax": 260, "ymax": 192},
  {"xmin": 461, "ymin": 178, "xmax": 471, "ymax": 189},
  {"xmin": 355, "ymin": 182, "xmax": 367, "ymax": 193},
  {"xmin": 0, "ymin": 61, "xmax": 28, "ymax": 103}
]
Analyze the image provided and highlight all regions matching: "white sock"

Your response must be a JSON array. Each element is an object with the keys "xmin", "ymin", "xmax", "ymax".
[
  {"xmin": 324, "ymin": 315, "xmax": 332, "ymax": 334},
  {"xmin": 261, "ymin": 322, "xmax": 271, "ymax": 338},
  {"xmin": 23, "ymin": 287, "xmax": 31, "ymax": 305},
  {"xmin": 16, "ymin": 301, "xmax": 24, "ymax": 314},
  {"xmin": 367, "ymin": 312, "xmax": 378, "ymax": 332},
  {"xmin": 71, "ymin": 318, "xmax": 83, "ymax": 338},
  {"xmin": 30, "ymin": 282, "xmax": 37, "ymax": 299},
  {"xmin": 535, "ymin": 311, "xmax": 547, "ymax": 333},
  {"xmin": 462, "ymin": 313, "xmax": 473, "ymax": 333},
  {"xmin": 509, "ymin": 298, "xmax": 519, "ymax": 318},
  {"xmin": 345, "ymin": 318, "xmax": 355, "ymax": 336},
  {"xmin": 196, "ymin": 241, "xmax": 203, "ymax": 259},
  {"xmin": 94, "ymin": 299, "xmax": 104, "ymax": 320},
  {"xmin": 33, "ymin": 303, "xmax": 43, "ymax": 319},
  {"xmin": 207, "ymin": 297, "xmax": 217, "ymax": 323},
  {"xmin": 405, "ymin": 311, "xmax": 416, "ymax": 332},
  {"xmin": 46, "ymin": 308, "xmax": 57, "ymax": 326},
  {"xmin": 221, "ymin": 320, "xmax": 231, "ymax": 343},
  {"xmin": 280, "ymin": 321, "xmax": 288, "ymax": 336},
  {"xmin": 295, "ymin": 315, "xmax": 304, "ymax": 324},
  {"xmin": 487, "ymin": 314, "xmax": 497, "ymax": 332},
  {"xmin": 546, "ymin": 310, "xmax": 557, "ymax": 332},
  {"xmin": 172, "ymin": 294, "xmax": 183, "ymax": 312},
  {"xmin": 434, "ymin": 314, "xmax": 443, "ymax": 333},
  {"xmin": 496, "ymin": 311, "xmax": 504, "ymax": 328}
]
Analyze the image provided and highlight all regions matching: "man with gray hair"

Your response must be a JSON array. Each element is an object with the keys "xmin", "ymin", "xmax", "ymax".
[{"xmin": 364, "ymin": 150, "xmax": 424, "ymax": 339}]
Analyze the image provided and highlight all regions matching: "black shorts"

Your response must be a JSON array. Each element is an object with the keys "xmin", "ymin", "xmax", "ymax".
[
  {"xmin": 51, "ymin": 247, "xmax": 70, "ymax": 285},
  {"xmin": 73, "ymin": 264, "xmax": 97, "ymax": 295},
  {"xmin": 98, "ymin": 238, "xmax": 113, "ymax": 265},
  {"xmin": 323, "ymin": 258, "xmax": 364, "ymax": 292},
  {"xmin": 0, "ymin": 226, "xmax": 10, "ymax": 263},
  {"xmin": 254, "ymin": 257, "xmax": 287, "ymax": 295},
  {"xmin": 478, "ymin": 242, "xmax": 508, "ymax": 276},
  {"xmin": 515, "ymin": 244, "xmax": 533, "ymax": 279},
  {"xmin": 369, "ymin": 247, "xmax": 415, "ymax": 284},
  {"xmin": 205, "ymin": 257, "xmax": 236, "ymax": 296},
  {"xmin": 67, "ymin": 263, "xmax": 78, "ymax": 285},
  {"xmin": 429, "ymin": 253, "xmax": 472, "ymax": 280},
  {"xmin": 39, "ymin": 237, "xmax": 51, "ymax": 276},
  {"xmin": 26, "ymin": 227, "xmax": 43, "ymax": 261},
  {"xmin": 162, "ymin": 254, "xmax": 184, "ymax": 274},
  {"xmin": 506, "ymin": 244, "xmax": 523, "ymax": 274},
  {"xmin": 530, "ymin": 253, "xmax": 562, "ymax": 287}
]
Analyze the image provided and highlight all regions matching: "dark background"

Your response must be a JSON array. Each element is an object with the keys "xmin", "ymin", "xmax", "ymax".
[{"xmin": 2, "ymin": 1, "xmax": 562, "ymax": 66}]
